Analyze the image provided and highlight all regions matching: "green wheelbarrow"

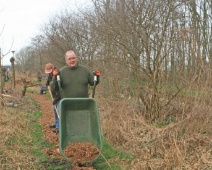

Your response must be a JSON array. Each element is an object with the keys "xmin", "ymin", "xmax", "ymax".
[{"xmin": 59, "ymin": 98, "xmax": 103, "ymax": 162}]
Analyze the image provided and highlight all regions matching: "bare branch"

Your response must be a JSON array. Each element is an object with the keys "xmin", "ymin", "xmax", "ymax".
[
  {"xmin": 0, "ymin": 24, "xmax": 5, "ymax": 37},
  {"xmin": 1, "ymin": 37, "xmax": 14, "ymax": 59}
]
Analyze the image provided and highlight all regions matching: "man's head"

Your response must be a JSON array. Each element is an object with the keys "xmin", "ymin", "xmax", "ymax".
[
  {"xmin": 65, "ymin": 50, "xmax": 78, "ymax": 68},
  {"xmin": 45, "ymin": 63, "xmax": 54, "ymax": 74}
]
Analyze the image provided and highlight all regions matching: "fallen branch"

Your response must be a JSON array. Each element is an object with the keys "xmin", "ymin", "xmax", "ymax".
[
  {"xmin": 4, "ymin": 102, "xmax": 18, "ymax": 107},
  {"xmin": 1, "ymin": 94, "xmax": 18, "ymax": 98}
]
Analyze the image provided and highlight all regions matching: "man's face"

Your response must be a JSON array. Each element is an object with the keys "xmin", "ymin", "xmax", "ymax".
[{"xmin": 65, "ymin": 52, "xmax": 78, "ymax": 68}]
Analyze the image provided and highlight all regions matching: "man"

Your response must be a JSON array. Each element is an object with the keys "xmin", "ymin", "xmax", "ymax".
[
  {"xmin": 50, "ymin": 50, "xmax": 100, "ymax": 99},
  {"xmin": 45, "ymin": 63, "xmax": 61, "ymax": 133}
]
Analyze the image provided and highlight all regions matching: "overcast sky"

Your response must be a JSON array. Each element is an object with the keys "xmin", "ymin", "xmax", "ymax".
[{"xmin": 0, "ymin": 0, "xmax": 88, "ymax": 65}]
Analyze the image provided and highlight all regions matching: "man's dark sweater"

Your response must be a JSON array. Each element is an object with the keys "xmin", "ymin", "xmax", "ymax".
[{"xmin": 50, "ymin": 64, "xmax": 99, "ymax": 98}]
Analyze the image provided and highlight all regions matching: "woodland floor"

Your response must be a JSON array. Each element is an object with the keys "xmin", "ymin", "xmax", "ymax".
[{"xmin": 2, "ymin": 79, "xmax": 212, "ymax": 169}]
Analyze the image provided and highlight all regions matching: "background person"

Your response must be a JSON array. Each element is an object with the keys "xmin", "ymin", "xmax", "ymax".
[{"xmin": 45, "ymin": 63, "xmax": 61, "ymax": 134}]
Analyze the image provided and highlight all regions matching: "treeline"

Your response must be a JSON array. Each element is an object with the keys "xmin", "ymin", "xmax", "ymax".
[{"xmin": 16, "ymin": 0, "xmax": 212, "ymax": 122}]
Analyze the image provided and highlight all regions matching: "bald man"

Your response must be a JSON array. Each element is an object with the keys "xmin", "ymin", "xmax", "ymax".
[{"xmin": 50, "ymin": 50, "xmax": 100, "ymax": 98}]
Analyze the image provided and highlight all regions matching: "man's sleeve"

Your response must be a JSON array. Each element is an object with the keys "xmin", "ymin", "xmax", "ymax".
[
  {"xmin": 50, "ymin": 76, "xmax": 59, "ymax": 93},
  {"xmin": 46, "ymin": 74, "xmax": 52, "ymax": 86}
]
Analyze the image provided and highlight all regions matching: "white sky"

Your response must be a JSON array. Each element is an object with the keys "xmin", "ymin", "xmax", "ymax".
[{"xmin": 0, "ymin": 0, "xmax": 89, "ymax": 65}]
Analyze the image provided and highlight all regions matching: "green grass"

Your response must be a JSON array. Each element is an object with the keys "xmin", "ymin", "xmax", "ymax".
[
  {"xmin": 155, "ymin": 115, "xmax": 176, "ymax": 127},
  {"xmin": 45, "ymin": 92, "xmax": 52, "ymax": 100},
  {"xmin": 180, "ymin": 89, "xmax": 210, "ymax": 97},
  {"xmin": 27, "ymin": 104, "xmax": 53, "ymax": 164},
  {"xmin": 93, "ymin": 140, "xmax": 133, "ymax": 170},
  {"xmin": 26, "ymin": 88, "xmax": 37, "ymax": 93}
]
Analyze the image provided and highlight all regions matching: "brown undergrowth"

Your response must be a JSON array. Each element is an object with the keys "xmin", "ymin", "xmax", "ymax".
[
  {"xmin": 97, "ymin": 90, "xmax": 212, "ymax": 169},
  {"xmin": 0, "ymin": 84, "xmax": 40, "ymax": 169},
  {"xmin": 1, "ymin": 78, "xmax": 212, "ymax": 169}
]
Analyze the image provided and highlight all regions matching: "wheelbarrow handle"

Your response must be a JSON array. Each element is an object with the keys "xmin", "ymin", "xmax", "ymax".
[
  {"xmin": 94, "ymin": 75, "xmax": 97, "ymax": 81},
  {"xmin": 57, "ymin": 75, "xmax": 60, "ymax": 81},
  {"xmin": 92, "ymin": 74, "xmax": 97, "ymax": 98},
  {"xmin": 57, "ymin": 75, "xmax": 63, "ymax": 99}
]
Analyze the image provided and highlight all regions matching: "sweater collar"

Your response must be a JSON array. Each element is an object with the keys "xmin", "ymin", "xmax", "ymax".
[{"xmin": 68, "ymin": 64, "xmax": 78, "ymax": 70}]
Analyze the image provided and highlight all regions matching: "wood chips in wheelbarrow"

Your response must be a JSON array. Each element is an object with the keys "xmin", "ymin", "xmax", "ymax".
[{"xmin": 64, "ymin": 142, "xmax": 100, "ymax": 163}]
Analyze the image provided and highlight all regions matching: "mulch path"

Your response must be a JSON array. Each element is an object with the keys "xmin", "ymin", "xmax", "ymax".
[{"xmin": 29, "ymin": 92, "xmax": 97, "ymax": 170}]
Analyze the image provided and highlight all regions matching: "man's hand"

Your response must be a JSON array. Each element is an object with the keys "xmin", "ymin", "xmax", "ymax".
[
  {"xmin": 53, "ymin": 69, "xmax": 59, "ymax": 77},
  {"xmin": 95, "ymin": 69, "xmax": 100, "ymax": 76}
]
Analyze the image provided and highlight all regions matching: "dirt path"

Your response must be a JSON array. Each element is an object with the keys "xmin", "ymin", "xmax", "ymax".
[
  {"xmin": 29, "ymin": 92, "xmax": 60, "ymax": 155},
  {"xmin": 29, "ymin": 92, "xmax": 95, "ymax": 170}
]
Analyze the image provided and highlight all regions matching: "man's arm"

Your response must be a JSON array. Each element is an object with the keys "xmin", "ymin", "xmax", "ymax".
[
  {"xmin": 50, "ymin": 75, "xmax": 59, "ymax": 93},
  {"xmin": 45, "ymin": 74, "xmax": 53, "ymax": 86}
]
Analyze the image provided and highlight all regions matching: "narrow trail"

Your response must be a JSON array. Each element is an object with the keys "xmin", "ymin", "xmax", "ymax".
[
  {"xmin": 29, "ymin": 92, "xmax": 95, "ymax": 170},
  {"xmin": 29, "ymin": 92, "xmax": 61, "ymax": 157}
]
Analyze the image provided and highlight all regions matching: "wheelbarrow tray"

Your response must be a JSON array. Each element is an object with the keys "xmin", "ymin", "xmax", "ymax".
[
  {"xmin": 59, "ymin": 98, "xmax": 102, "ymax": 161},
  {"xmin": 39, "ymin": 85, "xmax": 48, "ymax": 94}
]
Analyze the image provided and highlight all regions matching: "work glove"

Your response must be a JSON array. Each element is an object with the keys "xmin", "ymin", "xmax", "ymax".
[
  {"xmin": 52, "ymin": 68, "xmax": 59, "ymax": 78},
  {"xmin": 95, "ymin": 69, "xmax": 101, "ymax": 77}
]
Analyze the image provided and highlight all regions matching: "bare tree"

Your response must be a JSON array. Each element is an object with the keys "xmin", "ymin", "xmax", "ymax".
[{"xmin": 14, "ymin": 0, "xmax": 212, "ymax": 122}]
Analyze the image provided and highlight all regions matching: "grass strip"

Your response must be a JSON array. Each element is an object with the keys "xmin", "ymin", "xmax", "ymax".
[{"xmin": 93, "ymin": 140, "xmax": 133, "ymax": 170}]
